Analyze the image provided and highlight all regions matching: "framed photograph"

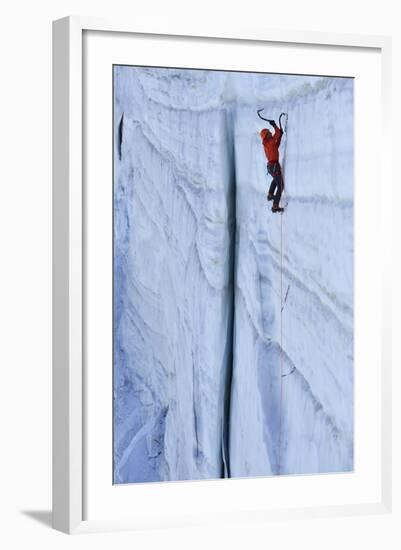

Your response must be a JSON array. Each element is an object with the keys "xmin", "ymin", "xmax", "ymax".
[{"xmin": 52, "ymin": 17, "xmax": 392, "ymax": 534}]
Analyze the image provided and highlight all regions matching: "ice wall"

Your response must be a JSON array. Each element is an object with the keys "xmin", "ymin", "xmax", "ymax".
[
  {"xmin": 230, "ymin": 76, "xmax": 353, "ymax": 476},
  {"xmin": 114, "ymin": 67, "xmax": 354, "ymax": 483},
  {"xmin": 113, "ymin": 67, "xmax": 235, "ymax": 482}
]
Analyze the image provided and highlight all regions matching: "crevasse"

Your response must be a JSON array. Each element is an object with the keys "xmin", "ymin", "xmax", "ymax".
[{"xmin": 113, "ymin": 67, "xmax": 353, "ymax": 483}]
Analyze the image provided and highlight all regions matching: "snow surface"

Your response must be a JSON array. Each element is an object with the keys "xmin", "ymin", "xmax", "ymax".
[{"xmin": 113, "ymin": 66, "xmax": 353, "ymax": 483}]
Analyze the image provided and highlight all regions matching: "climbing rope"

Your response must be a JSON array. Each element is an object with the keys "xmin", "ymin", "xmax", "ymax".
[
  {"xmin": 277, "ymin": 112, "xmax": 288, "ymax": 475},
  {"xmin": 257, "ymin": 108, "xmax": 288, "ymax": 475},
  {"xmin": 278, "ymin": 205, "xmax": 284, "ymax": 474}
]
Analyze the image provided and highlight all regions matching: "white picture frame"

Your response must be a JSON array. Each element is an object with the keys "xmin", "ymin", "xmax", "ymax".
[{"xmin": 52, "ymin": 16, "xmax": 392, "ymax": 534}]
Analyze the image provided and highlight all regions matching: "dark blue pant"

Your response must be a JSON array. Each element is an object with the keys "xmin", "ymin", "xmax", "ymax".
[{"xmin": 267, "ymin": 162, "xmax": 283, "ymax": 207}]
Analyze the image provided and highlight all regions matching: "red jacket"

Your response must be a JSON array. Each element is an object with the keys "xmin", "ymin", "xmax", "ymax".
[{"xmin": 260, "ymin": 127, "xmax": 283, "ymax": 163}]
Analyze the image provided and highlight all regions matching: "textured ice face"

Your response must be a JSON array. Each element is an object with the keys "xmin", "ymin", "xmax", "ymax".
[{"xmin": 113, "ymin": 67, "xmax": 353, "ymax": 483}]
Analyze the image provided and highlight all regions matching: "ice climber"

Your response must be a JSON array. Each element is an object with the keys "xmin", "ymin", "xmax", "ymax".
[{"xmin": 259, "ymin": 113, "xmax": 285, "ymax": 213}]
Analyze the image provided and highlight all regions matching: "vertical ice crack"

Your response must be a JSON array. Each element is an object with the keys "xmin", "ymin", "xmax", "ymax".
[{"xmin": 221, "ymin": 103, "xmax": 237, "ymax": 478}]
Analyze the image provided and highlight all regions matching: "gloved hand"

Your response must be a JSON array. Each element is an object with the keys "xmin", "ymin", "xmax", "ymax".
[{"xmin": 268, "ymin": 119, "xmax": 276, "ymax": 127}]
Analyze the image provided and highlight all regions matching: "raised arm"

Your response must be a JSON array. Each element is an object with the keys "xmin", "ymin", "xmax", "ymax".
[
  {"xmin": 272, "ymin": 123, "xmax": 283, "ymax": 145},
  {"xmin": 274, "ymin": 112, "xmax": 286, "ymax": 144}
]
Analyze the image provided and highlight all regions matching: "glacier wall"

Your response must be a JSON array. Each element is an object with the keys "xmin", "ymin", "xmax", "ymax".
[
  {"xmin": 113, "ymin": 67, "xmax": 353, "ymax": 483},
  {"xmin": 113, "ymin": 67, "xmax": 236, "ymax": 482},
  {"xmin": 230, "ymin": 77, "xmax": 353, "ymax": 476}
]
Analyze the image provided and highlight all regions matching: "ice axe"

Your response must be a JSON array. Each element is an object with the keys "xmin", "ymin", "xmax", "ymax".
[
  {"xmin": 279, "ymin": 112, "xmax": 288, "ymax": 132},
  {"xmin": 257, "ymin": 109, "xmax": 287, "ymax": 133},
  {"xmin": 257, "ymin": 108, "xmax": 274, "ymax": 124}
]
